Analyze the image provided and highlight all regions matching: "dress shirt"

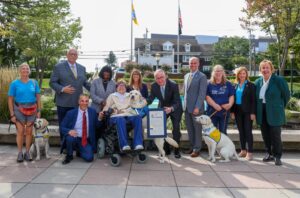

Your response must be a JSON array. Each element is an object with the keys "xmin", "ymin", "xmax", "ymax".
[
  {"xmin": 74, "ymin": 108, "xmax": 89, "ymax": 138},
  {"xmin": 259, "ymin": 76, "xmax": 271, "ymax": 103}
]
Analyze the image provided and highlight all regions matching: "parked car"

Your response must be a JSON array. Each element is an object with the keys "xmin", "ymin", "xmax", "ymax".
[
  {"xmin": 225, "ymin": 70, "xmax": 235, "ymax": 77},
  {"xmin": 113, "ymin": 68, "xmax": 126, "ymax": 80}
]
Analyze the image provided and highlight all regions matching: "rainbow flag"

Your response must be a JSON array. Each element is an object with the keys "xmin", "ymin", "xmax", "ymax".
[{"xmin": 132, "ymin": 2, "xmax": 138, "ymax": 25}]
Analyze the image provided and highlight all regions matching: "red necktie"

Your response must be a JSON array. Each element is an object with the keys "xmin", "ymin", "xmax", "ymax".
[{"xmin": 82, "ymin": 111, "xmax": 87, "ymax": 146}]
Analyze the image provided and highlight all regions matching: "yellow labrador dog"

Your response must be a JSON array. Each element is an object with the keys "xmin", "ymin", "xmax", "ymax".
[
  {"xmin": 195, "ymin": 115, "xmax": 239, "ymax": 163},
  {"xmin": 30, "ymin": 118, "xmax": 50, "ymax": 160},
  {"xmin": 129, "ymin": 90, "xmax": 179, "ymax": 163}
]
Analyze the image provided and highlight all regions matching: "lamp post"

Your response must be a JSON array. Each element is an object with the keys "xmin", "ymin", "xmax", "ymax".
[
  {"xmin": 155, "ymin": 53, "xmax": 161, "ymax": 70},
  {"xmin": 289, "ymin": 50, "xmax": 295, "ymax": 96}
]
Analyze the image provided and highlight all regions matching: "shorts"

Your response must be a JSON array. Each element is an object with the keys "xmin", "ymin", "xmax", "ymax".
[{"xmin": 14, "ymin": 103, "xmax": 36, "ymax": 123}]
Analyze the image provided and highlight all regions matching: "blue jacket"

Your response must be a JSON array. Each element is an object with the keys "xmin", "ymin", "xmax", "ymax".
[{"xmin": 60, "ymin": 107, "xmax": 101, "ymax": 153}]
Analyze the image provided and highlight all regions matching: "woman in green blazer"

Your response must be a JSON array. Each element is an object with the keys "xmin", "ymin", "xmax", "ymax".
[{"xmin": 255, "ymin": 60, "xmax": 290, "ymax": 166}]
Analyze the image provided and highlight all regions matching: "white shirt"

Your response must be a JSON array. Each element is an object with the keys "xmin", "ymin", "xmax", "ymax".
[
  {"xmin": 74, "ymin": 108, "xmax": 89, "ymax": 138},
  {"xmin": 259, "ymin": 76, "xmax": 271, "ymax": 103}
]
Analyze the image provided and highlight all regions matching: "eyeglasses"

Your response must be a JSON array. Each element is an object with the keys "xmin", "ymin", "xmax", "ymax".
[
  {"xmin": 69, "ymin": 53, "xmax": 78, "ymax": 56},
  {"xmin": 80, "ymin": 100, "xmax": 89, "ymax": 102}
]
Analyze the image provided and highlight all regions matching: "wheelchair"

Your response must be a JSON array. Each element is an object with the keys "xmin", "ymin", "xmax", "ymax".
[{"xmin": 96, "ymin": 110, "xmax": 147, "ymax": 167}]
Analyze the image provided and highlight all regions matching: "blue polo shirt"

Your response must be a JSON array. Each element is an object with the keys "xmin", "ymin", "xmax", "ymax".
[
  {"xmin": 8, "ymin": 79, "xmax": 41, "ymax": 103},
  {"xmin": 206, "ymin": 81, "xmax": 235, "ymax": 117}
]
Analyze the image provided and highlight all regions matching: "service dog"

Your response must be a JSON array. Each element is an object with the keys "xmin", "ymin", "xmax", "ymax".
[
  {"xmin": 128, "ymin": 90, "xmax": 179, "ymax": 163},
  {"xmin": 29, "ymin": 118, "xmax": 51, "ymax": 160},
  {"xmin": 195, "ymin": 115, "xmax": 239, "ymax": 162}
]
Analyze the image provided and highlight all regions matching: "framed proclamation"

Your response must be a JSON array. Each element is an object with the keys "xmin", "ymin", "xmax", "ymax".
[{"xmin": 147, "ymin": 108, "xmax": 167, "ymax": 138}]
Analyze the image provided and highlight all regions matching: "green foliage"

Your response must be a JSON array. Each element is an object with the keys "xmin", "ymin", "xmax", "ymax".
[
  {"xmin": 124, "ymin": 63, "xmax": 153, "ymax": 75},
  {"xmin": 104, "ymin": 51, "xmax": 117, "ymax": 66},
  {"xmin": 286, "ymin": 97, "xmax": 300, "ymax": 111},
  {"xmin": 6, "ymin": 0, "xmax": 82, "ymax": 87},
  {"xmin": 41, "ymin": 96, "xmax": 55, "ymax": 121},
  {"xmin": 0, "ymin": 67, "xmax": 18, "ymax": 123},
  {"xmin": 212, "ymin": 36, "xmax": 249, "ymax": 70},
  {"xmin": 241, "ymin": 0, "xmax": 300, "ymax": 74}
]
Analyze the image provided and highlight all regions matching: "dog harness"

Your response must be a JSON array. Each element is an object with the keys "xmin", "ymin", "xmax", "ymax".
[{"xmin": 204, "ymin": 129, "xmax": 221, "ymax": 144}]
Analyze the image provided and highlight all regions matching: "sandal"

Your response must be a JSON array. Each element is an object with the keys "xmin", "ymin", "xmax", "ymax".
[
  {"xmin": 245, "ymin": 153, "xmax": 253, "ymax": 161},
  {"xmin": 238, "ymin": 150, "xmax": 247, "ymax": 158}
]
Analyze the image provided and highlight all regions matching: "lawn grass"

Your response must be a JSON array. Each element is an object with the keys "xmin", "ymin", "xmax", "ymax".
[{"xmin": 41, "ymin": 78, "xmax": 50, "ymax": 89}]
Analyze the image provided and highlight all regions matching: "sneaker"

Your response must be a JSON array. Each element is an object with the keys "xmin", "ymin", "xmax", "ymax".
[
  {"xmin": 134, "ymin": 145, "xmax": 144, "ymax": 151},
  {"xmin": 17, "ymin": 152, "xmax": 23, "ymax": 163},
  {"xmin": 174, "ymin": 148, "xmax": 181, "ymax": 159},
  {"xmin": 122, "ymin": 145, "xmax": 131, "ymax": 151},
  {"xmin": 24, "ymin": 152, "xmax": 32, "ymax": 161},
  {"xmin": 275, "ymin": 158, "xmax": 282, "ymax": 166}
]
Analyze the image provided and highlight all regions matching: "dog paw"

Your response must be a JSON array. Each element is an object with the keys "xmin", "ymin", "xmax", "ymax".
[
  {"xmin": 219, "ymin": 159, "xmax": 230, "ymax": 162},
  {"xmin": 35, "ymin": 157, "xmax": 40, "ymax": 161},
  {"xmin": 46, "ymin": 155, "xmax": 51, "ymax": 159}
]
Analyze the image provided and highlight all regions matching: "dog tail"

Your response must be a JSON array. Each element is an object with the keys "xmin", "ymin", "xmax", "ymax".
[
  {"xmin": 164, "ymin": 137, "xmax": 179, "ymax": 148},
  {"xmin": 233, "ymin": 151, "xmax": 240, "ymax": 161}
]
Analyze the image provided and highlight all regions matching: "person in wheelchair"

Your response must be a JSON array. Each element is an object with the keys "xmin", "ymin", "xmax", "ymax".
[{"xmin": 100, "ymin": 79, "xmax": 144, "ymax": 152}]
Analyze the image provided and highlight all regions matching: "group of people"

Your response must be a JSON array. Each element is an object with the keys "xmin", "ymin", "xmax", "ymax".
[{"xmin": 8, "ymin": 48, "xmax": 290, "ymax": 166}]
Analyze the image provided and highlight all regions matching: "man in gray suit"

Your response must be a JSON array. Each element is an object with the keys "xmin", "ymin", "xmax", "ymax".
[
  {"xmin": 50, "ymin": 48, "xmax": 91, "ymax": 141},
  {"xmin": 183, "ymin": 57, "xmax": 207, "ymax": 157}
]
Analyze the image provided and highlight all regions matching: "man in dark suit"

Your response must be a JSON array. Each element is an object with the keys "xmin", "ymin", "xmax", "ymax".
[
  {"xmin": 147, "ymin": 69, "xmax": 183, "ymax": 158},
  {"xmin": 60, "ymin": 94, "xmax": 101, "ymax": 164},
  {"xmin": 183, "ymin": 57, "xmax": 207, "ymax": 157},
  {"xmin": 50, "ymin": 49, "xmax": 91, "ymax": 141}
]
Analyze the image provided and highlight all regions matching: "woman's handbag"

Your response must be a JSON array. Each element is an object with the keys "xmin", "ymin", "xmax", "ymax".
[{"xmin": 19, "ymin": 104, "xmax": 37, "ymax": 116}]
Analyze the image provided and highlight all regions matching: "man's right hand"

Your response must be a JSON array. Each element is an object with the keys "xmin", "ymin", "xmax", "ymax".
[
  {"xmin": 68, "ymin": 130, "xmax": 78, "ymax": 137},
  {"xmin": 62, "ymin": 85, "xmax": 76, "ymax": 94}
]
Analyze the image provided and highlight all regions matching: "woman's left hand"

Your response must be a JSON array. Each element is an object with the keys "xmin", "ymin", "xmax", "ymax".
[{"xmin": 221, "ymin": 103, "xmax": 231, "ymax": 111}]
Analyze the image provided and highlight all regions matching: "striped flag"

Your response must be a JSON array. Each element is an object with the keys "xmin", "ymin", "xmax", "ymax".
[
  {"xmin": 132, "ymin": 2, "xmax": 138, "ymax": 25},
  {"xmin": 178, "ymin": 4, "xmax": 182, "ymax": 35}
]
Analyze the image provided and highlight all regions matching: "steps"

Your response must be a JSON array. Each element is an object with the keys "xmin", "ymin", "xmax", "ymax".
[{"xmin": 1, "ymin": 124, "xmax": 299, "ymax": 150}]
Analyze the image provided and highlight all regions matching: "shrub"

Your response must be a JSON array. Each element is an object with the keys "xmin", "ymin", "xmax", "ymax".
[
  {"xmin": 41, "ymin": 96, "xmax": 55, "ymax": 121},
  {"xmin": 286, "ymin": 97, "xmax": 300, "ymax": 111},
  {"xmin": 0, "ymin": 67, "xmax": 18, "ymax": 123}
]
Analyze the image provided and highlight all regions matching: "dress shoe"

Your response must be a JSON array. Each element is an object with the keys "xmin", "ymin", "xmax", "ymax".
[
  {"xmin": 174, "ymin": 148, "xmax": 181, "ymax": 159},
  {"xmin": 275, "ymin": 158, "xmax": 282, "ymax": 166},
  {"xmin": 62, "ymin": 155, "xmax": 73, "ymax": 165},
  {"xmin": 76, "ymin": 151, "xmax": 81, "ymax": 157},
  {"xmin": 190, "ymin": 151, "xmax": 200, "ymax": 158},
  {"xmin": 262, "ymin": 153, "xmax": 274, "ymax": 162}
]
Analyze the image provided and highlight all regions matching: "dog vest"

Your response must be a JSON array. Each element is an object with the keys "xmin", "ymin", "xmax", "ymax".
[{"xmin": 205, "ymin": 129, "xmax": 221, "ymax": 143}]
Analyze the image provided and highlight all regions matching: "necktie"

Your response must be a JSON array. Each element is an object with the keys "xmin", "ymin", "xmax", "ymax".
[
  {"xmin": 160, "ymin": 86, "xmax": 165, "ymax": 99},
  {"xmin": 82, "ymin": 111, "xmax": 87, "ymax": 146},
  {"xmin": 187, "ymin": 73, "xmax": 193, "ymax": 88},
  {"xmin": 71, "ymin": 65, "xmax": 77, "ymax": 78}
]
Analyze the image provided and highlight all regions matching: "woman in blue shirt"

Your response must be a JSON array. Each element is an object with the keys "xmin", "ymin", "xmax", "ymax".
[
  {"xmin": 206, "ymin": 65, "xmax": 235, "ymax": 134},
  {"xmin": 231, "ymin": 67, "xmax": 256, "ymax": 160},
  {"xmin": 8, "ymin": 63, "xmax": 41, "ymax": 162}
]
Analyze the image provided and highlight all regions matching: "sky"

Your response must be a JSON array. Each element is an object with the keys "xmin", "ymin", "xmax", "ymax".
[{"xmin": 70, "ymin": 0, "xmax": 265, "ymax": 72}]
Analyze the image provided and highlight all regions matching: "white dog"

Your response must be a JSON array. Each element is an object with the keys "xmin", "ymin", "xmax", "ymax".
[
  {"xmin": 128, "ymin": 90, "xmax": 179, "ymax": 163},
  {"xmin": 30, "ymin": 118, "xmax": 51, "ymax": 160},
  {"xmin": 195, "ymin": 115, "xmax": 239, "ymax": 162}
]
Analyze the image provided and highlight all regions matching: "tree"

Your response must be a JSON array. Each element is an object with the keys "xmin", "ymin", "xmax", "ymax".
[
  {"xmin": 212, "ymin": 36, "xmax": 249, "ymax": 70},
  {"xmin": 104, "ymin": 51, "xmax": 117, "ymax": 66},
  {"xmin": 241, "ymin": 0, "xmax": 300, "ymax": 75},
  {"xmin": 10, "ymin": 0, "xmax": 82, "ymax": 87}
]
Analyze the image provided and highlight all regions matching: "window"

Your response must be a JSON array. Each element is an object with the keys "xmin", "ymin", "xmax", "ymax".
[
  {"xmin": 204, "ymin": 57, "xmax": 211, "ymax": 62},
  {"xmin": 163, "ymin": 41, "xmax": 173, "ymax": 51},
  {"xmin": 183, "ymin": 55, "xmax": 190, "ymax": 62},
  {"xmin": 185, "ymin": 43, "xmax": 191, "ymax": 52}
]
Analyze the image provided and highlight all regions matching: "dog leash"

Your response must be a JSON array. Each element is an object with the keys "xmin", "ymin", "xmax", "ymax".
[{"xmin": 209, "ymin": 110, "xmax": 218, "ymax": 118}]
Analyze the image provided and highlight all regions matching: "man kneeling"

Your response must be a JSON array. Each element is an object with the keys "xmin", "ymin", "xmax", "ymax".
[{"xmin": 60, "ymin": 94, "xmax": 101, "ymax": 164}]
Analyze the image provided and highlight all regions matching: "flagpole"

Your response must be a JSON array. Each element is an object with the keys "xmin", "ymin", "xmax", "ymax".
[
  {"xmin": 130, "ymin": 0, "xmax": 133, "ymax": 62},
  {"xmin": 177, "ymin": 0, "xmax": 180, "ymax": 73}
]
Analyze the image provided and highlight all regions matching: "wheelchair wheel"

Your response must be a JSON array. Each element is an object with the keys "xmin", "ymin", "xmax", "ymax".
[
  {"xmin": 110, "ymin": 154, "xmax": 121, "ymax": 167},
  {"xmin": 97, "ymin": 138, "xmax": 105, "ymax": 159},
  {"xmin": 136, "ymin": 152, "xmax": 147, "ymax": 164}
]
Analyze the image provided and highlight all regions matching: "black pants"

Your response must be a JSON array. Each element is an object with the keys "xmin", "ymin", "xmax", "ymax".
[
  {"xmin": 235, "ymin": 105, "xmax": 253, "ymax": 152},
  {"xmin": 261, "ymin": 104, "xmax": 282, "ymax": 159}
]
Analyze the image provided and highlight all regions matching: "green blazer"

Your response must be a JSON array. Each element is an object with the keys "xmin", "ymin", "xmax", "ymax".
[{"xmin": 255, "ymin": 74, "xmax": 290, "ymax": 126}]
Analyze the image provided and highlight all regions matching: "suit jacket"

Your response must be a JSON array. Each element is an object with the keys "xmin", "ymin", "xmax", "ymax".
[
  {"xmin": 184, "ymin": 71, "xmax": 207, "ymax": 114},
  {"xmin": 147, "ymin": 79, "xmax": 183, "ymax": 116},
  {"xmin": 60, "ymin": 107, "xmax": 101, "ymax": 153},
  {"xmin": 50, "ymin": 61, "xmax": 91, "ymax": 107},
  {"xmin": 90, "ymin": 78, "xmax": 116, "ymax": 113},
  {"xmin": 232, "ymin": 81, "xmax": 256, "ymax": 114},
  {"xmin": 255, "ymin": 74, "xmax": 290, "ymax": 126}
]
